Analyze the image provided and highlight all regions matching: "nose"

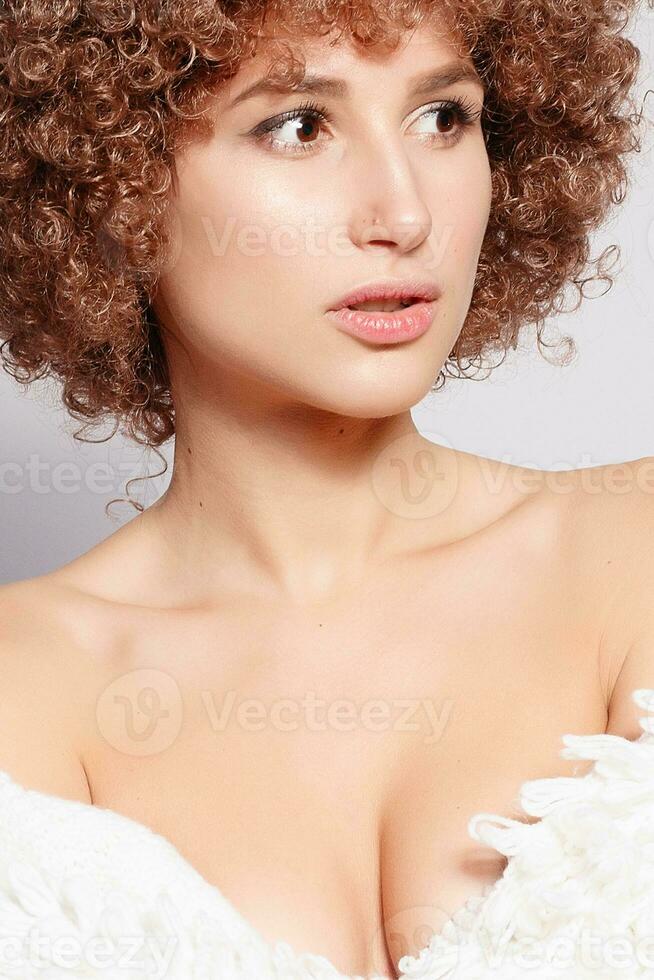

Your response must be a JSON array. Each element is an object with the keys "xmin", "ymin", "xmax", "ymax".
[{"xmin": 348, "ymin": 135, "xmax": 433, "ymax": 254}]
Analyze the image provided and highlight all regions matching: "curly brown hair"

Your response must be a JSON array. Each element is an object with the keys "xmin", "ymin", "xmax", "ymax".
[{"xmin": 0, "ymin": 0, "xmax": 651, "ymax": 510}]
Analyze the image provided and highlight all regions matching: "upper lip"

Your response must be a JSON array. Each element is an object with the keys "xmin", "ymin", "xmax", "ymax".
[{"xmin": 327, "ymin": 277, "xmax": 441, "ymax": 311}]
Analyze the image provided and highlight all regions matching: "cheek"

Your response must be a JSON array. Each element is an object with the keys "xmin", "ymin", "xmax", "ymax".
[
  {"xmin": 173, "ymin": 166, "xmax": 331, "ymax": 293},
  {"xmin": 429, "ymin": 150, "xmax": 492, "ymax": 274},
  {"xmin": 156, "ymin": 164, "xmax": 326, "ymax": 352}
]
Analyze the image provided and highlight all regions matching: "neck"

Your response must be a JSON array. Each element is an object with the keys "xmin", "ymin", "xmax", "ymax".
[{"xmin": 142, "ymin": 380, "xmax": 445, "ymax": 605}]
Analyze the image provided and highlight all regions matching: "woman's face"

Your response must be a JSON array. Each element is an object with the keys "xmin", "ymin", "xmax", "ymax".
[{"xmin": 153, "ymin": 19, "xmax": 492, "ymax": 418}]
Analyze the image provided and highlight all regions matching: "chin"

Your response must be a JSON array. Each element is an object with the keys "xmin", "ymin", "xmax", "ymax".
[{"xmin": 300, "ymin": 372, "xmax": 440, "ymax": 419}]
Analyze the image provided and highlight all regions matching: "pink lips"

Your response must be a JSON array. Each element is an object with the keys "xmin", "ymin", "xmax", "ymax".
[
  {"xmin": 325, "ymin": 276, "xmax": 441, "ymax": 345},
  {"xmin": 325, "ymin": 302, "xmax": 437, "ymax": 344}
]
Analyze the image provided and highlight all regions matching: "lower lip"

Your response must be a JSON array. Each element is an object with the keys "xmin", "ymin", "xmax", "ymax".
[{"xmin": 325, "ymin": 300, "xmax": 437, "ymax": 344}]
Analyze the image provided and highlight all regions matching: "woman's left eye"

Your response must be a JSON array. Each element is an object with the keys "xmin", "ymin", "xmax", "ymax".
[{"xmin": 250, "ymin": 97, "xmax": 482, "ymax": 156}]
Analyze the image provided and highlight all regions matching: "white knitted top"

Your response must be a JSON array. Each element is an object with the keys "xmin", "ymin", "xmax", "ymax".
[{"xmin": 0, "ymin": 686, "xmax": 652, "ymax": 979}]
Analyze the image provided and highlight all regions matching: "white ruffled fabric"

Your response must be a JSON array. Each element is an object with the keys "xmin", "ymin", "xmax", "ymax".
[
  {"xmin": 397, "ymin": 687, "xmax": 654, "ymax": 980},
  {"xmin": 0, "ymin": 687, "xmax": 652, "ymax": 979}
]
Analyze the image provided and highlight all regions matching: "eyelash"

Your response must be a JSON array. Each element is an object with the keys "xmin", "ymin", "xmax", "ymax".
[{"xmin": 250, "ymin": 95, "xmax": 482, "ymax": 156}]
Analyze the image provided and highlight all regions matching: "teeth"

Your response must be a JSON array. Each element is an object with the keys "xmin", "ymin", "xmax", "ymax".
[{"xmin": 348, "ymin": 299, "xmax": 414, "ymax": 312}]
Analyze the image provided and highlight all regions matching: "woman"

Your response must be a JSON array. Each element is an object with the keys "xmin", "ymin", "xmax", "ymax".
[{"xmin": 0, "ymin": 0, "xmax": 653, "ymax": 977}]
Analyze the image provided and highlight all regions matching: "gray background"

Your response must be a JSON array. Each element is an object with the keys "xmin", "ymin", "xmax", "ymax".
[{"xmin": 2, "ymin": 11, "xmax": 653, "ymax": 585}]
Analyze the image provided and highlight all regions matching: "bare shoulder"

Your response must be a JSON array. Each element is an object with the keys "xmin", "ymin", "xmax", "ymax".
[
  {"xmin": 461, "ymin": 452, "xmax": 654, "ymax": 727},
  {"xmin": 0, "ymin": 575, "xmax": 112, "ymax": 803},
  {"xmin": 550, "ymin": 456, "xmax": 654, "ymax": 581},
  {"xmin": 479, "ymin": 453, "xmax": 654, "ymax": 557},
  {"xmin": 538, "ymin": 456, "xmax": 654, "ymax": 735},
  {"xmin": 584, "ymin": 456, "xmax": 654, "ymax": 737}
]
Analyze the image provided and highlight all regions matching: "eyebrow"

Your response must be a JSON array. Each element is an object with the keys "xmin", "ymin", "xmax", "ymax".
[{"xmin": 228, "ymin": 60, "xmax": 484, "ymax": 109}]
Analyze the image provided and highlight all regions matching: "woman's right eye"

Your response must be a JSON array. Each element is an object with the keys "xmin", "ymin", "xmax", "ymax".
[{"xmin": 250, "ymin": 100, "xmax": 333, "ymax": 156}]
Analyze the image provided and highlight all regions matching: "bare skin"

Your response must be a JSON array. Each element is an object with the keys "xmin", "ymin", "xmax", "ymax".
[
  {"xmin": 3, "ymin": 14, "xmax": 653, "ymax": 980},
  {"xmin": 2, "ymin": 445, "xmax": 652, "ymax": 979}
]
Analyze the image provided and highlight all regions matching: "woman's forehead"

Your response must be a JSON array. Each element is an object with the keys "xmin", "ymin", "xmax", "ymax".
[{"xmin": 223, "ymin": 18, "xmax": 468, "ymax": 95}]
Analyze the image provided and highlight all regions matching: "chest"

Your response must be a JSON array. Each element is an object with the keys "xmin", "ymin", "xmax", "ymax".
[{"xmin": 83, "ymin": 548, "xmax": 608, "ymax": 978}]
